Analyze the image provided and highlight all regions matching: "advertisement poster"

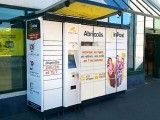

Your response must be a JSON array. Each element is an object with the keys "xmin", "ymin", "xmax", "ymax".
[
  {"xmin": 27, "ymin": 19, "xmax": 42, "ymax": 111},
  {"xmin": 115, "ymin": 52, "xmax": 126, "ymax": 87},
  {"xmin": 106, "ymin": 50, "xmax": 117, "ymax": 94},
  {"xmin": 106, "ymin": 28, "xmax": 117, "ymax": 94},
  {"xmin": 116, "ymin": 29, "xmax": 127, "ymax": 91},
  {"xmin": 106, "ymin": 28, "xmax": 127, "ymax": 94},
  {"xmin": 0, "ymin": 28, "xmax": 24, "ymax": 56}
]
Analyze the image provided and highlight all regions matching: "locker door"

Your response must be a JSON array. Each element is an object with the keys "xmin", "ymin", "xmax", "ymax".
[
  {"xmin": 106, "ymin": 28, "xmax": 117, "ymax": 94},
  {"xmin": 116, "ymin": 29, "xmax": 127, "ymax": 92}
]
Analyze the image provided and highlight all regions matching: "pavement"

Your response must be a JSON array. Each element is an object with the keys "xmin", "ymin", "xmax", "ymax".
[{"xmin": 1, "ymin": 79, "xmax": 160, "ymax": 120}]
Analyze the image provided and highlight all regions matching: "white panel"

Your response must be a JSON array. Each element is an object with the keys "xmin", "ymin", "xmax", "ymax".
[
  {"xmin": 43, "ymin": 56, "xmax": 62, "ymax": 61},
  {"xmin": 117, "ymin": 51, "xmax": 128, "ymax": 67},
  {"xmin": 117, "ymin": 76, "xmax": 127, "ymax": 92},
  {"xmin": 81, "ymin": 82, "xmax": 93, "ymax": 101},
  {"xmin": 80, "ymin": 70, "xmax": 94, "ymax": 84},
  {"xmin": 43, "ymin": 74, "xmax": 62, "ymax": 81},
  {"xmin": 26, "ymin": 19, "xmax": 43, "ymax": 111},
  {"xmin": 93, "ymin": 69, "xmax": 105, "ymax": 81},
  {"xmin": 43, "ymin": 46, "xmax": 62, "ymax": 51},
  {"xmin": 106, "ymin": 78, "xmax": 116, "ymax": 94},
  {"xmin": 94, "ymin": 44, "xmax": 105, "ymax": 49},
  {"xmin": 93, "ymin": 80, "xmax": 105, "ymax": 98},
  {"xmin": 116, "ymin": 50, "xmax": 127, "ymax": 91},
  {"xmin": 80, "ymin": 66, "xmax": 94, "ymax": 71},
  {"xmin": 80, "ymin": 47, "xmax": 94, "ymax": 68},
  {"xmin": 64, "ymin": 23, "xmax": 79, "ymax": 42},
  {"xmin": 93, "ymin": 26, "xmax": 105, "ymax": 43},
  {"xmin": 93, "ymin": 49, "xmax": 105, "ymax": 68},
  {"xmin": 106, "ymin": 28, "xmax": 117, "ymax": 43},
  {"xmin": 43, "ymin": 41, "xmax": 62, "ymax": 46},
  {"xmin": 106, "ymin": 52, "xmax": 117, "ymax": 94},
  {"xmin": 43, "ymin": 69, "xmax": 62, "ymax": 76},
  {"xmin": 94, "ymin": 42, "xmax": 106, "ymax": 47},
  {"xmin": 43, "ymin": 21, "xmax": 62, "ymax": 40},
  {"xmin": 27, "ymin": 78, "xmax": 42, "ymax": 105},
  {"xmin": 43, "ymin": 59, "xmax": 62, "ymax": 65},
  {"xmin": 106, "ymin": 50, "xmax": 116, "ymax": 58},
  {"xmin": 43, "ymin": 51, "xmax": 62, "ymax": 56},
  {"xmin": 116, "ymin": 29, "xmax": 127, "ymax": 43},
  {"xmin": 80, "ymin": 25, "xmax": 94, "ymax": 42},
  {"xmin": 44, "ymin": 88, "xmax": 62, "ymax": 110},
  {"xmin": 117, "ymin": 42, "xmax": 127, "ymax": 50},
  {"xmin": 44, "ymin": 79, "xmax": 62, "ymax": 90},
  {"xmin": 106, "ymin": 43, "xmax": 116, "ymax": 50},
  {"xmin": 94, "ymin": 62, "xmax": 105, "ymax": 69},
  {"xmin": 63, "ymin": 23, "xmax": 81, "ymax": 107}
]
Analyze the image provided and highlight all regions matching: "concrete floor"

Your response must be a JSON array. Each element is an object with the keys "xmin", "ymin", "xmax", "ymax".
[{"xmin": 1, "ymin": 79, "xmax": 160, "ymax": 120}]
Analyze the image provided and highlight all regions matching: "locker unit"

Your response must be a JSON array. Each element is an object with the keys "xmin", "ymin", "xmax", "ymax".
[{"xmin": 26, "ymin": 16, "xmax": 128, "ymax": 112}]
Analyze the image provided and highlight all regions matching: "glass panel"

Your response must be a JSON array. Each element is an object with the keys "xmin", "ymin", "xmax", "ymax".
[
  {"xmin": 136, "ymin": 34, "xmax": 144, "ymax": 46},
  {"xmin": 138, "ymin": 0, "xmax": 158, "ymax": 16},
  {"xmin": 68, "ymin": 55, "xmax": 76, "ymax": 69},
  {"xmin": 135, "ymin": 57, "xmax": 144, "ymax": 70},
  {"xmin": 155, "ymin": 19, "xmax": 160, "ymax": 29},
  {"xmin": 106, "ymin": 0, "xmax": 128, "ymax": 9},
  {"xmin": 0, "ymin": 22, "xmax": 26, "ymax": 93},
  {"xmin": 0, "ymin": 7, "xmax": 24, "ymax": 20},
  {"xmin": 135, "ymin": 15, "xmax": 145, "ymax": 70},
  {"xmin": 137, "ymin": 22, "xmax": 144, "ymax": 34},
  {"xmin": 123, "ymin": 12, "xmax": 131, "ymax": 25},
  {"xmin": 109, "ymin": 14, "xmax": 121, "ymax": 24},
  {"xmin": 129, "ymin": 1, "xmax": 141, "ymax": 12},
  {"xmin": 146, "ymin": 17, "xmax": 153, "ymax": 28},
  {"xmin": 0, "ymin": 7, "xmax": 26, "ymax": 93},
  {"xmin": 135, "ymin": 46, "xmax": 144, "ymax": 58}
]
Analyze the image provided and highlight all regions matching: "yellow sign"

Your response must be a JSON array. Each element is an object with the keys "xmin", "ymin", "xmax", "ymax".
[
  {"xmin": 0, "ymin": 28, "xmax": 24, "ymax": 56},
  {"xmin": 54, "ymin": 1, "xmax": 117, "ymax": 20},
  {"xmin": 80, "ymin": 75, "xmax": 87, "ymax": 81},
  {"xmin": 94, "ymin": 73, "xmax": 99, "ymax": 80}
]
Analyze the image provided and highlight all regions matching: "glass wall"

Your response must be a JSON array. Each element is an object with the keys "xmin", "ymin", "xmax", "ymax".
[
  {"xmin": 155, "ymin": 19, "xmax": 160, "ymax": 29},
  {"xmin": 146, "ymin": 17, "xmax": 154, "ymax": 28},
  {"xmin": 134, "ymin": 15, "xmax": 145, "ymax": 70},
  {"xmin": 109, "ymin": 14, "xmax": 122, "ymax": 24},
  {"xmin": 0, "ymin": 7, "xmax": 27, "ymax": 93}
]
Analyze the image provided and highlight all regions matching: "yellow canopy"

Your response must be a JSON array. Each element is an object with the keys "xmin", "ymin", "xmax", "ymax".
[{"xmin": 53, "ymin": 1, "xmax": 117, "ymax": 20}]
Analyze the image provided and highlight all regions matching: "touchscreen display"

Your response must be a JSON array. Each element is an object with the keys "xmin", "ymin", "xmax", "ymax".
[{"xmin": 68, "ymin": 54, "xmax": 76, "ymax": 69}]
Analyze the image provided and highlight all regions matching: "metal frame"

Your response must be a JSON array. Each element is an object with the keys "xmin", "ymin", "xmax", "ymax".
[
  {"xmin": 119, "ymin": 0, "xmax": 160, "ymax": 19},
  {"xmin": 43, "ymin": 13, "xmax": 129, "ymax": 29},
  {"xmin": 145, "ymin": 0, "xmax": 160, "ymax": 13},
  {"xmin": 128, "ymin": 0, "xmax": 144, "ymax": 13},
  {"xmin": 142, "ymin": 0, "xmax": 160, "ymax": 16},
  {"xmin": 136, "ymin": 0, "xmax": 153, "ymax": 15}
]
